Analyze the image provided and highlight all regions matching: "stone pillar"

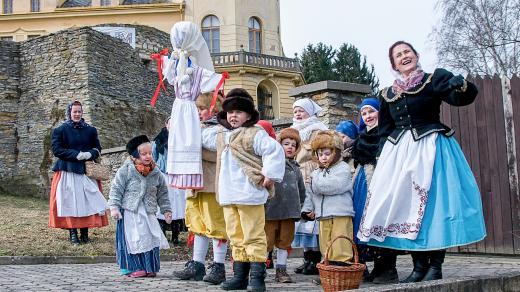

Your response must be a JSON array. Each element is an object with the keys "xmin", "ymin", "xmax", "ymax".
[{"xmin": 288, "ymin": 80, "xmax": 372, "ymax": 128}]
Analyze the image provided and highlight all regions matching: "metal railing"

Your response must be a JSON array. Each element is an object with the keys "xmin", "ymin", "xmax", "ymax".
[{"xmin": 211, "ymin": 50, "xmax": 300, "ymax": 72}]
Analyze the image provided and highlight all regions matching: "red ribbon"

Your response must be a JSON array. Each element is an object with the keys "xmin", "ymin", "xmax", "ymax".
[
  {"xmin": 187, "ymin": 232, "xmax": 195, "ymax": 247},
  {"xmin": 205, "ymin": 71, "xmax": 230, "ymax": 118},
  {"xmin": 150, "ymin": 48, "xmax": 170, "ymax": 106}
]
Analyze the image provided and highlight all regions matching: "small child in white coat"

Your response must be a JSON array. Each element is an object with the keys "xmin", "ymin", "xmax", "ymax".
[{"xmin": 202, "ymin": 88, "xmax": 285, "ymax": 291}]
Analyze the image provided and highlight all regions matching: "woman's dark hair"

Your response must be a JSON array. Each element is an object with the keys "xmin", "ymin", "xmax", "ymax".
[
  {"xmin": 388, "ymin": 41, "xmax": 418, "ymax": 71},
  {"xmin": 71, "ymin": 100, "xmax": 82, "ymax": 107}
]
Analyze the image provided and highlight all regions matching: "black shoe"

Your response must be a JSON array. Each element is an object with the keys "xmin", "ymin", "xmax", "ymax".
[
  {"xmin": 247, "ymin": 262, "xmax": 266, "ymax": 292},
  {"xmin": 266, "ymin": 251, "xmax": 274, "ymax": 269},
  {"xmin": 401, "ymin": 252, "xmax": 430, "ymax": 283},
  {"xmin": 203, "ymin": 262, "xmax": 226, "ymax": 285},
  {"xmin": 79, "ymin": 228, "xmax": 89, "ymax": 244},
  {"xmin": 172, "ymin": 260, "xmax": 206, "ymax": 281},
  {"xmin": 372, "ymin": 254, "xmax": 399, "ymax": 284},
  {"xmin": 294, "ymin": 252, "xmax": 310, "ymax": 274},
  {"xmin": 69, "ymin": 229, "xmax": 80, "ymax": 245},
  {"xmin": 302, "ymin": 251, "xmax": 320, "ymax": 275},
  {"xmin": 221, "ymin": 261, "xmax": 250, "ymax": 290},
  {"xmin": 422, "ymin": 250, "xmax": 445, "ymax": 281}
]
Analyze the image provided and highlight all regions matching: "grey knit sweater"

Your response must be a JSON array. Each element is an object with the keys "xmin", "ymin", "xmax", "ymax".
[{"xmin": 108, "ymin": 159, "xmax": 171, "ymax": 215}]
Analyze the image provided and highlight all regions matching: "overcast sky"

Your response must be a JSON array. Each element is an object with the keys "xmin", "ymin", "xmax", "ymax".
[{"xmin": 279, "ymin": 0, "xmax": 442, "ymax": 87}]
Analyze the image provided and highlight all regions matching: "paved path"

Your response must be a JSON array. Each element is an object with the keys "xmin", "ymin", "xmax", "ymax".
[{"xmin": 1, "ymin": 255, "xmax": 520, "ymax": 291}]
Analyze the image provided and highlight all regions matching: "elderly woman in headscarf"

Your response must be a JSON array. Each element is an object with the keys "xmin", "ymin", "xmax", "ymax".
[
  {"xmin": 290, "ymin": 97, "xmax": 328, "ymax": 275},
  {"xmin": 49, "ymin": 100, "xmax": 108, "ymax": 245},
  {"xmin": 357, "ymin": 41, "xmax": 486, "ymax": 283},
  {"xmin": 161, "ymin": 21, "xmax": 226, "ymax": 190}
]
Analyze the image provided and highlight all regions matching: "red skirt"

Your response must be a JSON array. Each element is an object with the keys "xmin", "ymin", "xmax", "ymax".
[{"xmin": 48, "ymin": 171, "xmax": 109, "ymax": 229}]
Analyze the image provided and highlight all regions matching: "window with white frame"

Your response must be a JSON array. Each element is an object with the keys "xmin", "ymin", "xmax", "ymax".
[
  {"xmin": 248, "ymin": 17, "xmax": 262, "ymax": 54},
  {"xmin": 3, "ymin": 0, "xmax": 13, "ymax": 14},
  {"xmin": 201, "ymin": 15, "xmax": 220, "ymax": 53},
  {"xmin": 31, "ymin": 0, "xmax": 40, "ymax": 12}
]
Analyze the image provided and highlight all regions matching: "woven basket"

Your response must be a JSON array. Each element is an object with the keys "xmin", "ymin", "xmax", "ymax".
[
  {"xmin": 85, "ymin": 159, "xmax": 110, "ymax": 181},
  {"xmin": 316, "ymin": 235, "xmax": 366, "ymax": 291}
]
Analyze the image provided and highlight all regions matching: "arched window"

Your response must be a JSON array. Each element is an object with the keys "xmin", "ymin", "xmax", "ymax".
[
  {"xmin": 248, "ymin": 17, "xmax": 261, "ymax": 54},
  {"xmin": 201, "ymin": 15, "xmax": 220, "ymax": 53}
]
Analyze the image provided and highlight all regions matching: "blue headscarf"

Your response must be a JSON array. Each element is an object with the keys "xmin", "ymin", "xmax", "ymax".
[
  {"xmin": 336, "ymin": 120, "xmax": 359, "ymax": 139},
  {"xmin": 358, "ymin": 97, "xmax": 380, "ymax": 132},
  {"xmin": 65, "ymin": 101, "xmax": 89, "ymax": 129}
]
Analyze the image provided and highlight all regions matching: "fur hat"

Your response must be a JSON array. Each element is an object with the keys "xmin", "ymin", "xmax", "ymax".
[
  {"xmin": 217, "ymin": 88, "xmax": 260, "ymax": 129},
  {"xmin": 126, "ymin": 135, "xmax": 150, "ymax": 158},
  {"xmin": 277, "ymin": 127, "xmax": 302, "ymax": 154},
  {"xmin": 311, "ymin": 130, "xmax": 344, "ymax": 152}
]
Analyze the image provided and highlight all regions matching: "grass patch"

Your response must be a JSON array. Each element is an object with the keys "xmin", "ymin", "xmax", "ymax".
[{"xmin": 0, "ymin": 193, "xmax": 191, "ymax": 259}]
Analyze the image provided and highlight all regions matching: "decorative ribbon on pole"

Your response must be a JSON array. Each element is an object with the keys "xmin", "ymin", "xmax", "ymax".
[
  {"xmin": 150, "ymin": 48, "xmax": 170, "ymax": 106},
  {"xmin": 206, "ymin": 71, "xmax": 230, "ymax": 117}
]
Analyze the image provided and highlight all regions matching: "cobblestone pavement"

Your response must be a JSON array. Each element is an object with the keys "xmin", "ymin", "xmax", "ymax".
[{"xmin": 1, "ymin": 255, "xmax": 520, "ymax": 291}]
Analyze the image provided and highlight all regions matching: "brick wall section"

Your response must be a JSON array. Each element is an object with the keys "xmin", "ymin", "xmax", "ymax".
[{"xmin": 0, "ymin": 41, "xmax": 20, "ymax": 179}]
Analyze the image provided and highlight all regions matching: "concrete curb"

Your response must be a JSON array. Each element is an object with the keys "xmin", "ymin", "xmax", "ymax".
[{"xmin": 356, "ymin": 272, "xmax": 520, "ymax": 292}]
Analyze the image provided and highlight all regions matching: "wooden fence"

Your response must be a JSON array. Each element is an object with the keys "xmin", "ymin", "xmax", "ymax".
[{"xmin": 440, "ymin": 75, "xmax": 520, "ymax": 255}]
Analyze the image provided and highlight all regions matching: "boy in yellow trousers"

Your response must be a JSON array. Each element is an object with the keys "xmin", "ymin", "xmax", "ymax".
[{"xmin": 202, "ymin": 88, "xmax": 285, "ymax": 291}]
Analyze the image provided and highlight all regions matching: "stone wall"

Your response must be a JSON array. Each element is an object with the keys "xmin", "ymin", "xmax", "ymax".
[
  {"xmin": 289, "ymin": 80, "xmax": 372, "ymax": 129},
  {"xmin": 0, "ymin": 41, "xmax": 20, "ymax": 180},
  {"xmin": 0, "ymin": 26, "xmax": 174, "ymax": 197}
]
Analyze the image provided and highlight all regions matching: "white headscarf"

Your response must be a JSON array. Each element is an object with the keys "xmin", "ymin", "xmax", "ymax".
[
  {"xmin": 163, "ymin": 21, "xmax": 214, "ymax": 85},
  {"xmin": 293, "ymin": 98, "xmax": 322, "ymax": 117}
]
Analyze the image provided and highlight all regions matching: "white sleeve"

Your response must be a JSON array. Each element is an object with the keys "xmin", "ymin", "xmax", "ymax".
[
  {"xmin": 202, "ymin": 125, "xmax": 219, "ymax": 151},
  {"xmin": 253, "ymin": 130, "xmax": 286, "ymax": 182},
  {"xmin": 200, "ymin": 68, "xmax": 222, "ymax": 93}
]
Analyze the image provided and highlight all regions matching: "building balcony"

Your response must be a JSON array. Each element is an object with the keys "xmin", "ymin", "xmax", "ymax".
[{"xmin": 211, "ymin": 50, "xmax": 301, "ymax": 73}]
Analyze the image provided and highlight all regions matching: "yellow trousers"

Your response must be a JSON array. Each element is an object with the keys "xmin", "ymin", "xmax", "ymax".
[
  {"xmin": 185, "ymin": 192, "xmax": 227, "ymax": 240},
  {"xmin": 319, "ymin": 216, "xmax": 354, "ymax": 263},
  {"xmin": 223, "ymin": 204, "xmax": 267, "ymax": 262}
]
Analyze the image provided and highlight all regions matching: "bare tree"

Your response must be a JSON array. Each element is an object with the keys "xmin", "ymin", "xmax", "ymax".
[{"xmin": 431, "ymin": 0, "xmax": 520, "ymax": 76}]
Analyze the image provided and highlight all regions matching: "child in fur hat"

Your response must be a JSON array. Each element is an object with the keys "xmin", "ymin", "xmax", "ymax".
[
  {"xmin": 202, "ymin": 88, "xmax": 285, "ymax": 291},
  {"xmin": 301, "ymin": 130, "xmax": 355, "ymax": 271},
  {"xmin": 264, "ymin": 127, "xmax": 306, "ymax": 283},
  {"xmin": 173, "ymin": 91, "xmax": 228, "ymax": 285},
  {"xmin": 109, "ymin": 135, "xmax": 172, "ymax": 278}
]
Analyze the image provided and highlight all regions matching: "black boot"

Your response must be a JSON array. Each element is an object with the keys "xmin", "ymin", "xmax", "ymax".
[
  {"xmin": 401, "ymin": 252, "xmax": 430, "ymax": 283},
  {"xmin": 294, "ymin": 251, "xmax": 311, "ymax": 274},
  {"xmin": 266, "ymin": 251, "xmax": 274, "ymax": 269},
  {"xmin": 372, "ymin": 253, "xmax": 399, "ymax": 284},
  {"xmin": 221, "ymin": 261, "xmax": 250, "ymax": 290},
  {"xmin": 302, "ymin": 250, "xmax": 320, "ymax": 275},
  {"xmin": 158, "ymin": 219, "xmax": 167, "ymax": 236},
  {"xmin": 172, "ymin": 220, "xmax": 180, "ymax": 245},
  {"xmin": 69, "ymin": 229, "xmax": 80, "ymax": 245},
  {"xmin": 247, "ymin": 262, "xmax": 266, "ymax": 292},
  {"xmin": 203, "ymin": 262, "xmax": 226, "ymax": 284},
  {"xmin": 422, "ymin": 250, "xmax": 445, "ymax": 281},
  {"xmin": 172, "ymin": 260, "xmax": 206, "ymax": 281},
  {"xmin": 79, "ymin": 228, "xmax": 89, "ymax": 244}
]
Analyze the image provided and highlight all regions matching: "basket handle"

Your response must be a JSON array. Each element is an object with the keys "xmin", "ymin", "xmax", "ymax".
[{"xmin": 322, "ymin": 235, "xmax": 359, "ymax": 266}]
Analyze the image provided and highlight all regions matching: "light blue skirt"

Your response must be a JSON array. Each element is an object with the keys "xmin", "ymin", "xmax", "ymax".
[
  {"xmin": 116, "ymin": 210, "xmax": 161, "ymax": 273},
  {"xmin": 366, "ymin": 135, "xmax": 486, "ymax": 251}
]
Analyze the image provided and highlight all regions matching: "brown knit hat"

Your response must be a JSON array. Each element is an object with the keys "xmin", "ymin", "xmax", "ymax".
[{"xmin": 277, "ymin": 128, "xmax": 302, "ymax": 154}]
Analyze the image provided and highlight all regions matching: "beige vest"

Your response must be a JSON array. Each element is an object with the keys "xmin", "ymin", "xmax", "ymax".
[{"xmin": 216, "ymin": 126, "xmax": 275, "ymax": 200}]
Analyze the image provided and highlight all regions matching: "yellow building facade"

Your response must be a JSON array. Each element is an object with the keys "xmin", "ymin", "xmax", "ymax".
[{"xmin": 0, "ymin": 0, "xmax": 303, "ymax": 118}]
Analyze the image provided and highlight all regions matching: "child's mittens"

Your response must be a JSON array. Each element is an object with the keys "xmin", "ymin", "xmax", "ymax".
[
  {"xmin": 164, "ymin": 212, "xmax": 173, "ymax": 224},
  {"xmin": 110, "ymin": 208, "xmax": 122, "ymax": 220},
  {"xmin": 301, "ymin": 211, "xmax": 315, "ymax": 221}
]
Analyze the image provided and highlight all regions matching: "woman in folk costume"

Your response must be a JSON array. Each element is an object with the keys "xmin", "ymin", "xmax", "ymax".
[
  {"xmin": 49, "ymin": 100, "xmax": 108, "ymax": 245},
  {"xmin": 109, "ymin": 135, "xmax": 172, "ymax": 278},
  {"xmin": 350, "ymin": 98, "xmax": 399, "ymax": 284},
  {"xmin": 173, "ymin": 92, "xmax": 228, "ymax": 285},
  {"xmin": 162, "ymin": 21, "xmax": 225, "ymax": 190},
  {"xmin": 357, "ymin": 41, "xmax": 486, "ymax": 282},
  {"xmin": 152, "ymin": 118, "xmax": 187, "ymax": 245},
  {"xmin": 290, "ymin": 97, "xmax": 328, "ymax": 275}
]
